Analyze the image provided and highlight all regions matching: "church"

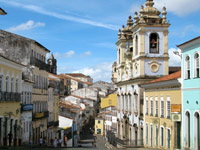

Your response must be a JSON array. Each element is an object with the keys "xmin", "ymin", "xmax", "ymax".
[{"xmin": 116, "ymin": 0, "xmax": 170, "ymax": 146}]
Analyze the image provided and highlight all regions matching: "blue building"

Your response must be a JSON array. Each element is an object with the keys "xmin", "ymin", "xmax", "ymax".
[{"xmin": 177, "ymin": 36, "xmax": 200, "ymax": 150}]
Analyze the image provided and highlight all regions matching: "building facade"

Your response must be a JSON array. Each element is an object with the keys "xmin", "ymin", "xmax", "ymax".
[
  {"xmin": 95, "ymin": 118, "xmax": 104, "ymax": 135},
  {"xmin": 116, "ymin": 0, "xmax": 170, "ymax": 146},
  {"xmin": 177, "ymin": 36, "xmax": 200, "ymax": 150},
  {"xmin": 31, "ymin": 42, "xmax": 50, "ymax": 145},
  {"xmin": 141, "ymin": 71, "xmax": 182, "ymax": 150},
  {"xmin": 0, "ymin": 55, "xmax": 23, "ymax": 146},
  {"xmin": 21, "ymin": 78, "xmax": 33, "ymax": 144}
]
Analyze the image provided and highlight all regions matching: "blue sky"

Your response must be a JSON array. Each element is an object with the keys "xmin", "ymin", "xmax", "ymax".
[{"xmin": 0, "ymin": 0, "xmax": 200, "ymax": 82}]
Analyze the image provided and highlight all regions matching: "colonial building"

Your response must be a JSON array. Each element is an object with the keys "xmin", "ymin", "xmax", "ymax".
[
  {"xmin": 21, "ymin": 75, "xmax": 33, "ymax": 145},
  {"xmin": 0, "ymin": 54, "xmax": 23, "ymax": 146},
  {"xmin": 31, "ymin": 41, "xmax": 50, "ymax": 145},
  {"xmin": 100, "ymin": 93, "xmax": 117, "ymax": 135},
  {"xmin": 116, "ymin": 0, "xmax": 170, "ymax": 147},
  {"xmin": 177, "ymin": 36, "xmax": 200, "ymax": 150},
  {"xmin": 47, "ymin": 73, "xmax": 61, "ymax": 144},
  {"xmin": 95, "ymin": 117, "xmax": 104, "ymax": 135},
  {"xmin": 141, "ymin": 71, "xmax": 182, "ymax": 150}
]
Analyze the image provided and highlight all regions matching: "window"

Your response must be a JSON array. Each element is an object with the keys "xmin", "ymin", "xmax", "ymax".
[
  {"xmin": 146, "ymin": 123, "xmax": 148, "ymax": 145},
  {"xmin": 129, "ymin": 95, "xmax": 131, "ymax": 113},
  {"xmin": 135, "ymin": 35, "xmax": 138, "ymax": 55},
  {"xmin": 160, "ymin": 97, "xmax": 164, "ymax": 117},
  {"xmin": 98, "ymin": 120, "xmax": 101, "ymax": 124},
  {"xmin": 149, "ymin": 33, "xmax": 159, "ymax": 53},
  {"xmin": 155, "ymin": 97, "xmax": 158, "ymax": 116},
  {"xmin": 161, "ymin": 127, "xmax": 164, "ymax": 146},
  {"xmin": 0, "ymin": 76, "xmax": 3, "ymax": 91},
  {"xmin": 15, "ymin": 79, "xmax": 19, "ymax": 93},
  {"xmin": 97, "ymin": 129, "xmax": 101, "ymax": 134},
  {"xmin": 6, "ymin": 76, "xmax": 9, "ymax": 92},
  {"xmin": 146, "ymin": 97, "xmax": 148, "ymax": 115},
  {"xmin": 194, "ymin": 53, "xmax": 199, "ymax": 78},
  {"xmin": 134, "ymin": 93, "xmax": 138, "ymax": 113},
  {"xmin": 150, "ymin": 97, "xmax": 153, "ymax": 115},
  {"xmin": 167, "ymin": 129, "xmax": 170, "ymax": 148},
  {"xmin": 185, "ymin": 56, "xmax": 190, "ymax": 79},
  {"xmin": 166, "ymin": 97, "xmax": 171, "ymax": 118},
  {"xmin": 155, "ymin": 126, "xmax": 158, "ymax": 146},
  {"xmin": 150, "ymin": 125, "xmax": 153, "ymax": 147},
  {"xmin": 11, "ymin": 78, "xmax": 14, "ymax": 92},
  {"xmin": 118, "ymin": 49, "xmax": 121, "ymax": 64}
]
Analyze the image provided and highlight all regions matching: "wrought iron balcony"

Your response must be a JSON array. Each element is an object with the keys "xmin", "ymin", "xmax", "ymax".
[
  {"xmin": 0, "ymin": 91, "xmax": 21, "ymax": 101},
  {"xmin": 47, "ymin": 120, "xmax": 59, "ymax": 128},
  {"xmin": 30, "ymin": 57, "xmax": 50, "ymax": 71}
]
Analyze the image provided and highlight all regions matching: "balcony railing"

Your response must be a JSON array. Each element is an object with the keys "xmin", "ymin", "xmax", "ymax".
[
  {"xmin": 107, "ymin": 131, "xmax": 144, "ymax": 148},
  {"xmin": 30, "ymin": 57, "xmax": 49, "ymax": 71},
  {"xmin": 47, "ymin": 120, "xmax": 59, "ymax": 128},
  {"xmin": 0, "ymin": 91, "xmax": 21, "ymax": 101},
  {"xmin": 33, "ymin": 111, "xmax": 49, "ymax": 120}
]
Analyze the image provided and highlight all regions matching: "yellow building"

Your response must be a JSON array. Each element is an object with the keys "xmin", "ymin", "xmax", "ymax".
[
  {"xmin": 101, "ymin": 93, "xmax": 117, "ymax": 109},
  {"xmin": 0, "ymin": 54, "xmax": 24, "ymax": 146},
  {"xmin": 95, "ymin": 117, "xmax": 104, "ymax": 135},
  {"xmin": 141, "ymin": 71, "xmax": 182, "ymax": 150},
  {"xmin": 31, "ymin": 41, "xmax": 50, "ymax": 145}
]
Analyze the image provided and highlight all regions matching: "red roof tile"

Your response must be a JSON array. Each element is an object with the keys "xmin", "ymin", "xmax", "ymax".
[{"xmin": 142, "ymin": 70, "xmax": 181, "ymax": 85}]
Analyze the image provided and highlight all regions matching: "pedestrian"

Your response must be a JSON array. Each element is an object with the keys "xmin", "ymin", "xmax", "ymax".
[
  {"xmin": 40, "ymin": 137, "xmax": 43, "ymax": 146},
  {"xmin": 59, "ymin": 138, "xmax": 62, "ymax": 147},
  {"xmin": 8, "ymin": 132, "xmax": 13, "ymax": 147},
  {"xmin": 54, "ymin": 137, "xmax": 57, "ymax": 147},
  {"xmin": 64, "ymin": 135, "xmax": 68, "ymax": 147}
]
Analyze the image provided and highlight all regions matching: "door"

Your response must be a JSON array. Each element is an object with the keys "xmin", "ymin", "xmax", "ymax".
[{"xmin": 177, "ymin": 122, "xmax": 181, "ymax": 149}]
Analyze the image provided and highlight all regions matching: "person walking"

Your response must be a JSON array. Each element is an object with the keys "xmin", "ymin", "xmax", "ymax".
[
  {"xmin": 39, "ymin": 137, "xmax": 43, "ymax": 147},
  {"xmin": 8, "ymin": 132, "xmax": 13, "ymax": 147},
  {"xmin": 54, "ymin": 137, "xmax": 57, "ymax": 147}
]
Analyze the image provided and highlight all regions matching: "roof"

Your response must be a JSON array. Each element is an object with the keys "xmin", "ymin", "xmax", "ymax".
[
  {"xmin": 58, "ymin": 74, "xmax": 92, "ymax": 85},
  {"xmin": 65, "ymin": 73, "xmax": 87, "ymax": 78},
  {"xmin": 71, "ymin": 95, "xmax": 84, "ymax": 99},
  {"xmin": 177, "ymin": 36, "xmax": 200, "ymax": 48},
  {"xmin": 59, "ymin": 100, "xmax": 80, "ymax": 109},
  {"xmin": 142, "ymin": 70, "xmax": 181, "ymax": 85},
  {"xmin": 33, "ymin": 41, "xmax": 50, "ymax": 52},
  {"xmin": 0, "ymin": 8, "xmax": 7, "ymax": 15}
]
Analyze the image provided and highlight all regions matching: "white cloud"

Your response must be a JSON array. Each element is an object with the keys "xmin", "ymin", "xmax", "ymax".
[
  {"xmin": 80, "ymin": 51, "xmax": 91, "ymax": 57},
  {"xmin": 73, "ymin": 62, "xmax": 113, "ymax": 82},
  {"xmin": 154, "ymin": 0, "xmax": 200, "ymax": 16},
  {"xmin": 168, "ymin": 48, "xmax": 181, "ymax": 66},
  {"xmin": 54, "ymin": 50, "xmax": 75, "ymax": 58},
  {"xmin": 2, "ymin": 0, "xmax": 120, "ymax": 30},
  {"xmin": 7, "ymin": 20, "xmax": 45, "ymax": 32}
]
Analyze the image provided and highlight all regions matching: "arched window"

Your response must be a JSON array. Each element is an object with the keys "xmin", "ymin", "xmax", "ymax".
[
  {"xmin": 11, "ymin": 78, "xmax": 14, "ymax": 92},
  {"xmin": 6, "ymin": 76, "xmax": 9, "ymax": 92},
  {"xmin": 185, "ymin": 111, "xmax": 190, "ymax": 147},
  {"xmin": 135, "ymin": 35, "xmax": 138, "ymax": 55},
  {"xmin": 185, "ymin": 56, "xmax": 190, "ymax": 79},
  {"xmin": 15, "ymin": 79, "xmax": 19, "ymax": 93},
  {"xmin": 149, "ymin": 33, "xmax": 159, "ymax": 53},
  {"xmin": 194, "ymin": 53, "xmax": 199, "ymax": 78}
]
